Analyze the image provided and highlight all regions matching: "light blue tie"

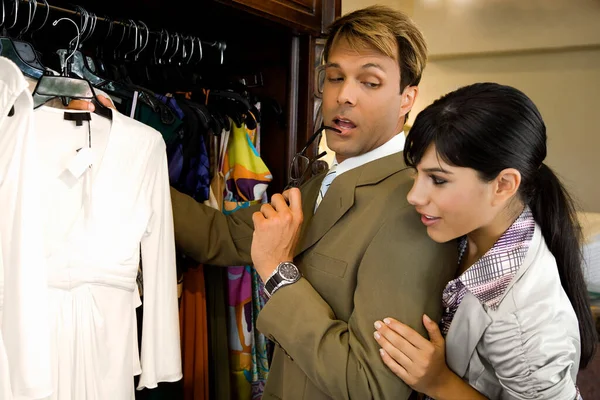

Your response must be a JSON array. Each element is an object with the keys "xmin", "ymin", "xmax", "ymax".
[{"xmin": 314, "ymin": 162, "xmax": 338, "ymax": 213}]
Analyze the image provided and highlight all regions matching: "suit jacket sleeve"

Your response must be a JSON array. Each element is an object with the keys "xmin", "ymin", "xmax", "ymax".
[
  {"xmin": 256, "ymin": 206, "xmax": 454, "ymax": 399},
  {"xmin": 170, "ymin": 187, "xmax": 258, "ymax": 266}
]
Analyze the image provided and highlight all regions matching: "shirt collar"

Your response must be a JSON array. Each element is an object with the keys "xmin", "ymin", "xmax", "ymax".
[
  {"xmin": 334, "ymin": 132, "xmax": 405, "ymax": 177},
  {"xmin": 458, "ymin": 207, "xmax": 536, "ymax": 310}
]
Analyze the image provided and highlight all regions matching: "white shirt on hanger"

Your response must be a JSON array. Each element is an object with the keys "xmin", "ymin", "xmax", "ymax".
[
  {"xmin": 0, "ymin": 56, "xmax": 52, "ymax": 400},
  {"xmin": 0, "ymin": 56, "xmax": 182, "ymax": 400}
]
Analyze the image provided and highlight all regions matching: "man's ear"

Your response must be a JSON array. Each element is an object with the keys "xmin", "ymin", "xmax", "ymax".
[{"xmin": 400, "ymin": 85, "xmax": 418, "ymax": 120}]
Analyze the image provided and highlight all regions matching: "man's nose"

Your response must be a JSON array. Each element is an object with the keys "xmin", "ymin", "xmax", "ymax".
[{"xmin": 336, "ymin": 80, "xmax": 357, "ymax": 106}]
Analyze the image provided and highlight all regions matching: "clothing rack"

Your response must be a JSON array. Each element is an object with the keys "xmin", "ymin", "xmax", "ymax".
[{"xmin": 15, "ymin": 0, "xmax": 227, "ymax": 61}]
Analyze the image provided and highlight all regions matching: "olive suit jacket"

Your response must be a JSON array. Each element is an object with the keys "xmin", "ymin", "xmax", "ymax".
[{"xmin": 170, "ymin": 152, "xmax": 456, "ymax": 399}]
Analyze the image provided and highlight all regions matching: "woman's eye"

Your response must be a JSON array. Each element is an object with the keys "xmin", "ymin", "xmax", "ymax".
[{"xmin": 431, "ymin": 175, "xmax": 447, "ymax": 185}]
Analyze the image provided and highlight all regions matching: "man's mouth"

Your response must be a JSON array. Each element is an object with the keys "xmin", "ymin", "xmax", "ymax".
[{"xmin": 333, "ymin": 116, "xmax": 357, "ymax": 131}]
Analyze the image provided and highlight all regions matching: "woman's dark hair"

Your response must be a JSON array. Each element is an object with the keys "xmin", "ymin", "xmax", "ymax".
[{"xmin": 404, "ymin": 82, "xmax": 597, "ymax": 367}]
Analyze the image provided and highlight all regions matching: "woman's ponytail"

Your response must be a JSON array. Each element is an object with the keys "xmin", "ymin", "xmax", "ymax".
[{"xmin": 530, "ymin": 163, "xmax": 597, "ymax": 368}]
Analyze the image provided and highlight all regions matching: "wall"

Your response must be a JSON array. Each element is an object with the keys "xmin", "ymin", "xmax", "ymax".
[
  {"xmin": 412, "ymin": 0, "xmax": 600, "ymax": 57},
  {"xmin": 342, "ymin": 0, "xmax": 414, "ymax": 14}
]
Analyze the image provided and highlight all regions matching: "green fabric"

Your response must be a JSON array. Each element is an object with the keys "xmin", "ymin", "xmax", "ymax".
[{"xmin": 127, "ymin": 101, "xmax": 183, "ymax": 146}]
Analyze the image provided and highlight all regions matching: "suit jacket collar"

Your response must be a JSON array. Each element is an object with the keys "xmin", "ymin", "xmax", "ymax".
[
  {"xmin": 445, "ymin": 225, "xmax": 543, "ymax": 377},
  {"xmin": 295, "ymin": 152, "xmax": 407, "ymax": 255},
  {"xmin": 445, "ymin": 292, "xmax": 492, "ymax": 377}
]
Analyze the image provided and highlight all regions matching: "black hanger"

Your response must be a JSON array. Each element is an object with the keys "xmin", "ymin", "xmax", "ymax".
[
  {"xmin": 12, "ymin": 0, "xmax": 46, "ymax": 70},
  {"xmin": 0, "ymin": 36, "xmax": 44, "ymax": 78},
  {"xmin": 0, "ymin": 0, "xmax": 46, "ymax": 78},
  {"xmin": 56, "ymin": 8, "xmax": 134, "ymax": 101},
  {"xmin": 31, "ymin": 17, "xmax": 112, "ymax": 120},
  {"xmin": 32, "ymin": 74, "xmax": 113, "ymax": 120}
]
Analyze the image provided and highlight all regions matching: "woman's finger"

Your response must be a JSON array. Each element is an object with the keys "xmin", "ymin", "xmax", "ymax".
[
  {"xmin": 383, "ymin": 317, "xmax": 430, "ymax": 351},
  {"xmin": 374, "ymin": 329, "xmax": 415, "ymax": 367},
  {"xmin": 375, "ymin": 320, "xmax": 420, "ymax": 361},
  {"xmin": 379, "ymin": 348, "xmax": 413, "ymax": 384}
]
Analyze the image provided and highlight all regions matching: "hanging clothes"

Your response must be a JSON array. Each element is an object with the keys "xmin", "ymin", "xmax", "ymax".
[
  {"xmin": 221, "ymin": 118, "xmax": 272, "ymax": 400},
  {"xmin": 179, "ymin": 265, "xmax": 209, "ymax": 400},
  {"xmin": 204, "ymin": 128, "xmax": 233, "ymax": 400},
  {"xmin": 157, "ymin": 94, "xmax": 228, "ymax": 400},
  {"xmin": 166, "ymin": 99, "xmax": 212, "ymax": 204},
  {"xmin": 0, "ymin": 57, "xmax": 182, "ymax": 400},
  {"xmin": 0, "ymin": 56, "xmax": 52, "ymax": 400}
]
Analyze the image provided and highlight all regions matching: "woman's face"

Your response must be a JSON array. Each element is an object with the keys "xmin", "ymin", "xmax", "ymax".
[{"xmin": 406, "ymin": 144, "xmax": 497, "ymax": 243}]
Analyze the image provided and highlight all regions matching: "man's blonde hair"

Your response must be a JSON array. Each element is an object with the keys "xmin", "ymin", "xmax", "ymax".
[{"xmin": 323, "ymin": 5, "xmax": 428, "ymax": 91}]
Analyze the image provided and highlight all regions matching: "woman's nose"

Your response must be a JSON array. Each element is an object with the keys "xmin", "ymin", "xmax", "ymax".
[{"xmin": 407, "ymin": 179, "xmax": 427, "ymax": 207}]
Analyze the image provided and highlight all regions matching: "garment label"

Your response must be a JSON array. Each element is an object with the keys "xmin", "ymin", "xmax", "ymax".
[
  {"xmin": 67, "ymin": 147, "xmax": 92, "ymax": 179},
  {"xmin": 64, "ymin": 112, "xmax": 91, "ymax": 127}
]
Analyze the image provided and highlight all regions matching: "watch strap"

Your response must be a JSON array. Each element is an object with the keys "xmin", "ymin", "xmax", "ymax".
[{"xmin": 263, "ymin": 262, "xmax": 300, "ymax": 298}]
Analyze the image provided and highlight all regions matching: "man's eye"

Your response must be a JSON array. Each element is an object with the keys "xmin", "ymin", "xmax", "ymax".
[{"xmin": 363, "ymin": 82, "xmax": 380, "ymax": 89}]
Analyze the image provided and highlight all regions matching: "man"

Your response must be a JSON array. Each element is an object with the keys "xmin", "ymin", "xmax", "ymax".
[
  {"xmin": 72, "ymin": 6, "xmax": 456, "ymax": 398},
  {"xmin": 171, "ymin": 6, "xmax": 456, "ymax": 399}
]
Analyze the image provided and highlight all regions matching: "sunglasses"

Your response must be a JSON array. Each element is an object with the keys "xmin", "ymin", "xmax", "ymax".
[{"xmin": 285, "ymin": 125, "xmax": 341, "ymax": 190}]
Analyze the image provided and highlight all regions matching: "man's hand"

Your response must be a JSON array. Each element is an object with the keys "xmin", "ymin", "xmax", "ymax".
[
  {"xmin": 251, "ymin": 188, "xmax": 304, "ymax": 282},
  {"xmin": 67, "ymin": 95, "xmax": 115, "ymax": 111}
]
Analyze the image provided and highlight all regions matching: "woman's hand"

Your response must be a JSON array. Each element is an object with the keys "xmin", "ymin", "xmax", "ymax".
[{"xmin": 374, "ymin": 314, "xmax": 452, "ymax": 397}]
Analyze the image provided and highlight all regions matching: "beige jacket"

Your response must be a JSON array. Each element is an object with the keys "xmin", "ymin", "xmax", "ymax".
[{"xmin": 170, "ymin": 152, "xmax": 456, "ymax": 399}]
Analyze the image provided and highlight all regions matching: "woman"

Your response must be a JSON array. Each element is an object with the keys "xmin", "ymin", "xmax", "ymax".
[{"xmin": 373, "ymin": 83, "xmax": 597, "ymax": 399}]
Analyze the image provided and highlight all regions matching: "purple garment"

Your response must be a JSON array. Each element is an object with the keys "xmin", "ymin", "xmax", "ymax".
[
  {"xmin": 167, "ymin": 135, "xmax": 210, "ymax": 203},
  {"xmin": 156, "ymin": 94, "xmax": 185, "ymax": 120}
]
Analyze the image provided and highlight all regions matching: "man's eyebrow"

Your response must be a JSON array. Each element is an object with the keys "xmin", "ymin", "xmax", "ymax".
[
  {"xmin": 362, "ymin": 63, "xmax": 385, "ymax": 72},
  {"xmin": 324, "ymin": 62, "xmax": 386, "ymax": 72}
]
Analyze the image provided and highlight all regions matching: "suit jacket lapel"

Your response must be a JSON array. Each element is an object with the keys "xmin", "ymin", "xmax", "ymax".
[
  {"xmin": 445, "ymin": 292, "xmax": 492, "ymax": 378},
  {"xmin": 296, "ymin": 170, "xmax": 357, "ymax": 255},
  {"xmin": 296, "ymin": 172, "xmax": 322, "ymax": 249},
  {"xmin": 296, "ymin": 152, "xmax": 407, "ymax": 256}
]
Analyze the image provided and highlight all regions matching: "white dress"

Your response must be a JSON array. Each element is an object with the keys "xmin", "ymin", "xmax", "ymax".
[
  {"xmin": 0, "ymin": 56, "xmax": 182, "ymax": 399},
  {"xmin": 0, "ymin": 56, "xmax": 52, "ymax": 400}
]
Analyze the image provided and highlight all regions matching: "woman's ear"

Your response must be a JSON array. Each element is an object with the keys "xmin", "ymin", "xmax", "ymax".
[{"xmin": 492, "ymin": 168, "xmax": 521, "ymax": 206}]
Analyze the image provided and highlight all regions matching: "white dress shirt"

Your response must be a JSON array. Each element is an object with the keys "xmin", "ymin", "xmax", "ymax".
[{"xmin": 335, "ymin": 132, "xmax": 405, "ymax": 177}]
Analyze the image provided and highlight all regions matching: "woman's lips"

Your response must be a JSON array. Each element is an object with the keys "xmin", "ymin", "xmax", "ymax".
[{"xmin": 420, "ymin": 214, "xmax": 441, "ymax": 227}]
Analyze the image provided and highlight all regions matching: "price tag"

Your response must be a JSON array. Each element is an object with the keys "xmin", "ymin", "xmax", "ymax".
[{"xmin": 66, "ymin": 147, "xmax": 92, "ymax": 179}]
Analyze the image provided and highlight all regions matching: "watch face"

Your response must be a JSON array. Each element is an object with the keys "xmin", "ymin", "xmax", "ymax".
[{"xmin": 279, "ymin": 263, "xmax": 300, "ymax": 281}]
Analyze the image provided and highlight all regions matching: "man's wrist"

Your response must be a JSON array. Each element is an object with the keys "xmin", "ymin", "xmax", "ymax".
[
  {"xmin": 262, "ymin": 260, "xmax": 301, "ymax": 298},
  {"xmin": 261, "ymin": 263, "xmax": 280, "ymax": 283}
]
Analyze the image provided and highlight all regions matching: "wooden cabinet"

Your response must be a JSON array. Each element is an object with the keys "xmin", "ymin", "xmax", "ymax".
[{"xmin": 218, "ymin": 0, "xmax": 340, "ymax": 34}]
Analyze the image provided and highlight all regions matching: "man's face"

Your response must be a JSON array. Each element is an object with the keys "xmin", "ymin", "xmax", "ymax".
[{"xmin": 321, "ymin": 37, "xmax": 415, "ymax": 163}]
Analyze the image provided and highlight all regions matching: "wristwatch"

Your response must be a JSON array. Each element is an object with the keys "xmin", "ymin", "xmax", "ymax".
[{"xmin": 264, "ymin": 261, "xmax": 302, "ymax": 298}]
